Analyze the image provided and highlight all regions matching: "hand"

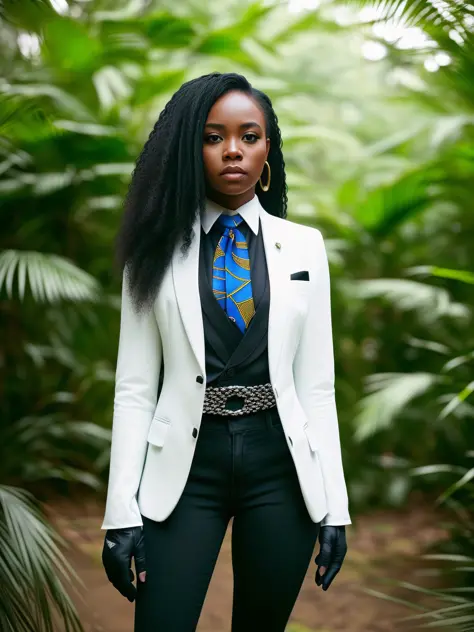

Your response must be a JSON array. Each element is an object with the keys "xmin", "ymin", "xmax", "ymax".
[
  {"xmin": 314, "ymin": 525, "xmax": 347, "ymax": 591},
  {"xmin": 102, "ymin": 527, "xmax": 146, "ymax": 602}
]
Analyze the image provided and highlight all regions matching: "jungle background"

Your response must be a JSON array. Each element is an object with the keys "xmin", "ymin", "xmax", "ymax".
[{"xmin": 1, "ymin": 0, "xmax": 473, "ymax": 630}]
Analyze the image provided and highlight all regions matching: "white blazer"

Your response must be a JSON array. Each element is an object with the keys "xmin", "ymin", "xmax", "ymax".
[{"xmin": 101, "ymin": 199, "xmax": 351, "ymax": 530}]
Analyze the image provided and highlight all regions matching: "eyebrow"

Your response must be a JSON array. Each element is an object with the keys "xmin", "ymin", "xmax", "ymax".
[{"xmin": 205, "ymin": 121, "xmax": 263, "ymax": 132}]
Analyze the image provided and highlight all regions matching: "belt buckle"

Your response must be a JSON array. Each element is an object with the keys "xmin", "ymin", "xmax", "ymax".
[{"xmin": 223, "ymin": 385, "xmax": 246, "ymax": 415}]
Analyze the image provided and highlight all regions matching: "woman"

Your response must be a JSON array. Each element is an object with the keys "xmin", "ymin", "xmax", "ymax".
[{"xmin": 101, "ymin": 72, "xmax": 351, "ymax": 631}]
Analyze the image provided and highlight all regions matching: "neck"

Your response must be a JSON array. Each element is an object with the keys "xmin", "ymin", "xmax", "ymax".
[{"xmin": 206, "ymin": 188, "xmax": 256, "ymax": 212}]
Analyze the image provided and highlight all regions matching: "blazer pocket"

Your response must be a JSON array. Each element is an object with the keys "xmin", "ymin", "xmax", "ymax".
[
  {"xmin": 147, "ymin": 416, "xmax": 171, "ymax": 448},
  {"xmin": 290, "ymin": 270, "xmax": 310, "ymax": 281}
]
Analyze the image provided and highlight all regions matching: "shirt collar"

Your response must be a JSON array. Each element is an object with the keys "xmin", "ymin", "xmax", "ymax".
[{"xmin": 201, "ymin": 195, "xmax": 261, "ymax": 235}]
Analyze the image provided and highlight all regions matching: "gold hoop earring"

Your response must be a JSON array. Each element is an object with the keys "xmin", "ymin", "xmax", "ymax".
[{"xmin": 259, "ymin": 161, "xmax": 271, "ymax": 192}]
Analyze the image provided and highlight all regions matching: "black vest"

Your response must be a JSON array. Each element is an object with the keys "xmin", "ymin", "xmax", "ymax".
[{"xmin": 199, "ymin": 220, "xmax": 271, "ymax": 387}]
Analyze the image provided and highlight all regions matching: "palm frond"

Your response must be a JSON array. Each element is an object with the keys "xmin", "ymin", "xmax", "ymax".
[
  {"xmin": 401, "ymin": 599, "xmax": 474, "ymax": 629},
  {"xmin": 408, "ymin": 266, "xmax": 474, "ymax": 285},
  {"xmin": 443, "ymin": 350, "xmax": 474, "ymax": 372},
  {"xmin": 0, "ymin": 250, "xmax": 101, "ymax": 303},
  {"xmin": 0, "ymin": 485, "xmax": 83, "ymax": 632},
  {"xmin": 355, "ymin": 372, "xmax": 440, "ymax": 440},
  {"xmin": 2, "ymin": 414, "xmax": 111, "ymax": 486},
  {"xmin": 93, "ymin": 0, "xmax": 150, "ymax": 22},
  {"xmin": 0, "ymin": 0, "xmax": 57, "ymax": 31},
  {"xmin": 0, "ymin": 84, "xmax": 96, "ymax": 125},
  {"xmin": 353, "ymin": 167, "xmax": 435, "ymax": 235},
  {"xmin": 436, "ymin": 466, "xmax": 474, "ymax": 504},
  {"xmin": 351, "ymin": 278, "xmax": 469, "ymax": 321},
  {"xmin": 438, "ymin": 381, "xmax": 474, "ymax": 420},
  {"xmin": 0, "ymin": 93, "xmax": 55, "ymax": 142},
  {"xmin": 343, "ymin": 0, "xmax": 471, "ymax": 31}
]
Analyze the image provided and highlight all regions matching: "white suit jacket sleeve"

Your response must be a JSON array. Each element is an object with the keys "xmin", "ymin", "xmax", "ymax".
[
  {"xmin": 293, "ymin": 229, "xmax": 351, "ymax": 527},
  {"xmin": 101, "ymin": 267, "xmax": 162, "ymax": 530}
]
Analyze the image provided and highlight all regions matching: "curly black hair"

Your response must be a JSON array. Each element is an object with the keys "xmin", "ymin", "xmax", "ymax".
[{"xmin": 116, "ymin": 72, "xmax": 288, "ymax": 314}]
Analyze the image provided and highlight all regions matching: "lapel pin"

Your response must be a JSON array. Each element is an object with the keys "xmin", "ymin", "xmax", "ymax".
[{"xmin": 275, "ymin": 242, "xmax": 281, "ymax": 250}]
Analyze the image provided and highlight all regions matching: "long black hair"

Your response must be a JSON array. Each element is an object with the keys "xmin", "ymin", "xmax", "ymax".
[{"xmin": 116, "ymin": 72, "xmax": 288, "ymax": 314}]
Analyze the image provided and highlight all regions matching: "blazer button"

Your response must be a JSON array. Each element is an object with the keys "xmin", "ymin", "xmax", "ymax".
[
  {"xmin": 192, "ymin": 428, "xmax": 198, "ymax": 439},
  {"xmin": 225, "ymin": 368, "xmax": 235, "ymax": 378},
  {"xmin": 196, "ymin": 375, "xmax": 204, "ymax": 384}
]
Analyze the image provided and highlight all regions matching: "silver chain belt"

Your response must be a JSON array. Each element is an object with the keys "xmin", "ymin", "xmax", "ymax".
[{"xmin": 203, "ymin": 383, "xmax": 276, "ymax": 417}]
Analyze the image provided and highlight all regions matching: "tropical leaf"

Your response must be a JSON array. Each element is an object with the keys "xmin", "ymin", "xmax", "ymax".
[
  {"xmin": 0, "ymin": 250, "xmax": 101, "ymax": 303},
  {"xmin": 143, "ymin": 12, "xmax": 197, "ymax": 48},
  {"xmin": 2, "ymin": 414, "xmax": 111, "ymax": 486},
  {"xmin": 367, "ymin": 452, "xmax": 474, "ymax": 629},
  {"xmin": 350, "ymin": 278, "xmax": 469, "ymax": 320},
  {"xmin": 353, "ymin": 168, "xmax": 435, "ymax": 235},
  {"xmin": 0, "ymin": 170, "xmax": 76, "ymax": 195},
  {"xmin": 282, "ymin": 124, "xmax": 362, "ymax": 154},
  {"xmin": 0, "ymin": 163, "xmax": 133, "ymax": 197},
  {"xmin": 92, "ymin": 66, "xmax": 133, "ymax": 110},
  {"xmin": 269, "ymin": 8, "xmax": 343, "ymax": 44},
  {"xmin": 364, "ymin": 122, "xmax": 430, "ymax": 158},
  {"xmin": 443, "ymin": 350, "xmax": 474, "ymax": 373},
  {"xmin": 342, "ymin": 0, "xmax": 470, "ymax": 30},
  {"xmin": 438, "ymin": 381, "xmax": 474, "ymax": 421},
  {"xmin": 436, "ymin": 465, "xmax": 474, "ymax": 504},
  {"xmin": 43, "ymin": 17, "xmax": 102, "ymax": 71},
  {"xmin": 93, "ymin": 0, "xmax": 149, "ymax": 22},
  {"xmin": 355, "ymin": 372, "xmax": 440, "ymax": 440},
  {"xmin": 52, "ymin": 120, "xmax": 120, "ymax": 137},
  {"xmin": 0, "ymin": 93, "xmax": 56, "ymax": 141},
  {"xmin": 408, "ymin": 266, "xmax": 474, "ymax": 285},
  {"xmin": 0, "ymin": 84, "xmax": 96, "ymax": 123},
  {"xmin": 99, "ymin": 11, "xmax": 197, "ymax": 49},
  {"xmin": 80, "ymin": 162, "xmax": 134, "ymax": 178},
  {"xmin": 429, "ymin": 115, "xmax": 474, "ymax": 151},
  {"xmin": 234, "ymin": 1, "xmax": 274, "ymax": 31},
  {"xmin": 0, "ymin": 485, "xmax": 83, "ymax": 632},
  {"xmin": 131, "ymin": 69, "xmax": 186, "ymax": 107},
  {"xmin": 0, "ymin": 0, "xmax": 57, "ymax": 31},
  {"xmin": 411, "ymin": 464, "xmax": 471, "ymax": 477},
  {"xmin": 194, "ymin": 29, "xmax": 261, "ymax": 70}
]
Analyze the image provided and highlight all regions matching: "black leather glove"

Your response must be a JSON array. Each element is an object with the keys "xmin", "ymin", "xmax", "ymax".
[
  {"xmin": 314, "ymin": 525, "xmax": 347, "ymax": 591},
  {"xmin": 102, "ymin": 527, "xmax": 146, "ymax": 602}
]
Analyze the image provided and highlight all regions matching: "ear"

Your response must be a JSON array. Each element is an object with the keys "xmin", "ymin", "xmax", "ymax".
[{"xmin": 265, "ymin": 138, "xmax": 270, "ymax": 159}]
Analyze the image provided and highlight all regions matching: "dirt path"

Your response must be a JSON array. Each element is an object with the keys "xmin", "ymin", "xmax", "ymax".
[{"xmin": 47, "ymin": 495, "xmax": 448, "ymax": 632}]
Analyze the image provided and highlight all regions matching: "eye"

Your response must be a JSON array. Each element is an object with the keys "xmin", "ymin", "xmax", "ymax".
[
  {"xmin": 205, "ymin": 133, "xmax": 222, "ymax": 144},
  {"xmin": 243, "ymin": 132, "xmax": 259, "ymax": 143}
]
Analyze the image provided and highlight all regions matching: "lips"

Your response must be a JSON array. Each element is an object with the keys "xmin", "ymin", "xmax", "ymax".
[{"xmin": 220, "ymin": 165, "xmax": 247, "ymax": 175}]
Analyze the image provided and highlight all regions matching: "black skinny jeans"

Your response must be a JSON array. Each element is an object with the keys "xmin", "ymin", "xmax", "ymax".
[{"xmin": 134, "ymin": 408, "xmax": 320, "ymax": 632}]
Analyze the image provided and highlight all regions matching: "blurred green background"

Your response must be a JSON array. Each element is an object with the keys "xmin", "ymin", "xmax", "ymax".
[{"xmin": 1, "ymin": 0, "xmax": 473, "ymax": 630}]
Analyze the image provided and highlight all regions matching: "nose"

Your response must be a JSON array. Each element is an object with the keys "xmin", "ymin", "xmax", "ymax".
[{"xmin": 223, "ymin": 137, "xmax": 243, "ymax": 161}]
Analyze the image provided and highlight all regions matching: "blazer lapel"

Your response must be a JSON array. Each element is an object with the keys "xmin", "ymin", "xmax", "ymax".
[
  {"xmin": 172, "ymin": 215, "xmax": 206, "ymax": 376},
  {"xmin": 260, "ymin": 210, "xmax": 287, "ymax": 383},
  {"xmin": 172, "ymin": 208, "xmax": 289, "ymax": 382}
]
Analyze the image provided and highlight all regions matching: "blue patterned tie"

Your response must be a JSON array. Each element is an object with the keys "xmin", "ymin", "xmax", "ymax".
[{"xmin": 212, "ymin": 214, "xmax": 255, "ymax": 333}]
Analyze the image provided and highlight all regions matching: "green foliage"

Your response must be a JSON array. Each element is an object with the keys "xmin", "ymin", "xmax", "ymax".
[
  {"xmin": 0, "ymin": 485, "xmax": 83, "ymax": 632},
  {"xmin": 365, "ymin": 456, "xmax": 474, "ymax": 630},
  {"xmin": 1, "ymin": 0, "xmax": 474, "ymax": 628},
  {"xmin": 0, "ymin": 250, "xmax": 101, "ymax": 302}
]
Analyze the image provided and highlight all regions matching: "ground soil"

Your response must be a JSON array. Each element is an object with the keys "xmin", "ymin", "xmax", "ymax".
[{"xmin": 46, "ymin": 495, "xmax": 449, "ymax": 632}]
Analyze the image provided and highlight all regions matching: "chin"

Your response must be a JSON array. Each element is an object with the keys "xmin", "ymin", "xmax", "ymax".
[{"xmin": 216, "ymin": 182, "xmax": 254, "ymax": 197}]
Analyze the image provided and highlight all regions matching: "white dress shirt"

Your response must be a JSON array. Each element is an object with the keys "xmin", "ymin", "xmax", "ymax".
[{"xmin": 201, "ymin": 196, "xmax": 261, "ymax": 236}]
